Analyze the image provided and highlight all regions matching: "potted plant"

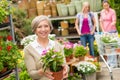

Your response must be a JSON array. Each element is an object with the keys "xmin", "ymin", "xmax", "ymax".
[
  {"xmin": 93, "ymin": 44, "xmax": 100, "ymax": 61},
  {"xmin": 0, "ymin": 35, "xmax": 22, "ymax": 73},
  {"xmin": 75, "ymin": 61, "xmax": 97, "ymax": 80},
  {"xmin": 40, "ymin": 48, "xmax": 64, "ymax": 80},
  {"xmin": 74, "ymin": 44, "xmax": 87, "ymax": 61},
  {"xmin": 0, "ymin": 0, "xmax": 11, "ymax": 24},
  {"xmin": 63, "ymin": 41, "xmax": 74, "ymax": 62}
]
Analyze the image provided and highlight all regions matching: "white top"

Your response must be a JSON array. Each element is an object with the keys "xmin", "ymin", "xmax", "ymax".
[{"xmin": 31, "ymin": 38, "xmax": 55, "ymax": 55}]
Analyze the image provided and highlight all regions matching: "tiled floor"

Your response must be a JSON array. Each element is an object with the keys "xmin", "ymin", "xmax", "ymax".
[{"xmin": 97, "ymin": 62, "xmax": 120, "ymax": 80}]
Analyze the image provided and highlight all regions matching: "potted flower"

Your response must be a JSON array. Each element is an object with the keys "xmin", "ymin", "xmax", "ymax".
[
  {"xmin": 40, "ymin": 48, "xmax": 64, "ymax": 80},
  {"xmin": 75, "ymin": 61, "xmax": 97, "ymax": 80},
  {"xmin": 74, "ymin": 44, "xmax": 87, "ymax": 61},
  {"xmin": 63, "ymin": 41, "xmax": 74, "ymax": 62},
  {"xmin": 0, "ymin": 35, "xmax": 22, "ymax": 73}
]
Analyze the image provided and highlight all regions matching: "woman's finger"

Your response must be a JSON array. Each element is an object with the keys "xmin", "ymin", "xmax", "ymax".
[{"xmin": 44, "ymin": 71, "xmax": 54, "ymax": 80}]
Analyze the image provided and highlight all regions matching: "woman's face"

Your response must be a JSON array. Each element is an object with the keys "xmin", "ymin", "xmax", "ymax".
[
  {"xmin": 103, "ymin": 2, "xmax": 110, "ymax": 10},
  {"xmin": 83, "ymin": 5, "xmax": 89, "ymax": 12},
  {"xmin": 35, "ymin": 20, "xmax": 51, "ymax": 39}
]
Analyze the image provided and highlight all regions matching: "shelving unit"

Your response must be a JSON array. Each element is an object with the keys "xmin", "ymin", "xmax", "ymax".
[
  {"xmin": 0, "ymin": 8, "xmax": 19, "ymax": 80},
  {"xmin": 50, "ymin": 16, "xmax": 76, "ymax": 21}
]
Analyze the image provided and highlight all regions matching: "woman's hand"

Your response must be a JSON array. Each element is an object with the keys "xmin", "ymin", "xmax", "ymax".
[
  {"xmin": 90, "ymin": 29, "xmax": 95, "ymax": 35},
  {"xmin": 63, "ymin": 65, "xmax": 68, "ymax": 79},
  {"xmin": 39, "ymin": 69, "xmax": 54, "ymax": 80}
]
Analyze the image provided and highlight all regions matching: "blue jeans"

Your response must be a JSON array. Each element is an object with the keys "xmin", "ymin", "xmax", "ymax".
[{"xmin": 80, "ymin": 34, "xmax": 94, "ymax": 56}]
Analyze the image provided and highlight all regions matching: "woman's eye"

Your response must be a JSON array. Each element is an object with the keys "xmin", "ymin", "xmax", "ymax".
[
  {"xmin": 44, "ymin": 25, "xmax": 49, "ymax": 28},
  {"xmin": 37, "ymin": 26, "xmax": 41, "ymax": 28},
  {"xmin": 37, "ymin": 25, "xmax": 49, "ymax": 28}
]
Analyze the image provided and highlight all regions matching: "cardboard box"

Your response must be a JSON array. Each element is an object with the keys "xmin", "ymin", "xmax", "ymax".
[
  {"xmin": 60, "ymin": 21, "xmax": 69, "ymax": 29},
  {"xmin": 36, "ymin": 1, "xmax": 45, "ymax": 10},
  {"xmin": 37, "ymin": 9, "xmax": 44, "ymax": 15}
]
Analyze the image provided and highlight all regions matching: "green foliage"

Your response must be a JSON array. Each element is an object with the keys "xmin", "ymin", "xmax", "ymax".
[
  {"xmin": 41, "ymin": 48, "xmax": 64, "ymax": 72},
  {"xmin": 12, "ymin": 9, "xmax": 27, "ymax": 28},
  {"xmin": 0, "ymin": 30, "xmax": 9, "ymax": 37},
  {"xmin": 74, "ymin": 45, "xmax": 87, "ymax": 57},
  {"xmin": 4, "ymin": 59, "xmax": 32, "ymax": 80},
  {"xmin": 18, "ymin": 61, "xmax": 32, "ymax": 80},
  {"xmin": 0, "ymin": 35, "xmax": 22, "ymax": 70},
  {"xmin": 0, "ymin": 0, "xmax": 10, "ymax": 23},
  {"xmin": 108, "ymin": 0, "xmax": 120, "ymax": 32},
  {"xmin": 13, "ymin": 9, "xmax": 33, "ymax": 35},
  {"xmin": 64, "ymin": 42, "xmax": 74, "ymax": 57},
  {"xmin": 67, "ymin": 73, "xmax": 82, "ymax": 80},
  {"xmin": 92, "ymin": 62, "xmax": 101, "ymax": 71},
  {"xmin": 4, "ymin": 73, "xmax": 15, "ymax": 80},
  {"xmin": 12, "ymin": 8, "xmax": 33, "ymax": 44},
  {"xmin": 101, "ymin": 36, "xmax": 117, "ymax": 43},
  {"xmin": 22, "ymin": 18, "xmax": 33, "ymax": 36},
  {"xmin": 108, "ymin": 0, "xmax": 115, "ymax": 8},
  {"xmin": 64, "ymin": 48, "xmax": 73, "ymax": 57},
  {"xmin": 94, "ymin": 44, "xmax": 99, "ymax": 57},
  {"xmin": 0, "ymin": 62, "xmax": 4, "ymax": 71}
]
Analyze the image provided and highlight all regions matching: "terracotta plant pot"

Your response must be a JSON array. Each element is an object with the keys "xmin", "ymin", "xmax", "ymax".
[
  {"xmin": 66, "ymin": 56, "xmax": 71, "ymax": 62},
  {"xmin": 75, "ymin": 56, "xmax": 84, "ymax": 62},
  {"xmin": 66, "ymin": 54, "xmax": 73, "ymax": 62},
  {"xmin": 52, "ymin": 68, "xmax": 63, "ymax": 80},
  {"xmin": 70, "ymin": 54, "xmax": 73, "ymax": 59},
  {"xmin": 79, "ymin": 56, "xmax": 84, "ymax": 61},
  {"xmin": 115, "ymin": 48, "xmax": 120, "ymax": 53}
]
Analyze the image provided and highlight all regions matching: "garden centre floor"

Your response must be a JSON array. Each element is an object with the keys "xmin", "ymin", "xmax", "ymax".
[{"xmin": 97, "ymin": 62, "xmax": 120, "ymax": 80}]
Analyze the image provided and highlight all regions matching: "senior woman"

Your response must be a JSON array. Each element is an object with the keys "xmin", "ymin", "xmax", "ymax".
[{"xmin": 24, "ymin": 15, "xmax": 68, "ymax": 80}]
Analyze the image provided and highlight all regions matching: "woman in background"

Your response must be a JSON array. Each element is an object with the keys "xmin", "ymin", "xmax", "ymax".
[
  {"xmin": 75, "ymin": 1, "xmax": 96, "ymax": 57},
  {"xmin": 100, "ymin": 0, "xmax": 117, "ymax": 33},
  {"xmin": 100, "ymin": 0, "xmax": 118, "ymax": 68},
  {"xmin": 24, "ymin": 15, "xmax": 68, "ymax": 80}
]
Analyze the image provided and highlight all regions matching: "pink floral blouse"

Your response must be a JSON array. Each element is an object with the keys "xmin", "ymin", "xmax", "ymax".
[{"xmin": 100, "ymin": 8, "xmax": 117, "ymax": 32}]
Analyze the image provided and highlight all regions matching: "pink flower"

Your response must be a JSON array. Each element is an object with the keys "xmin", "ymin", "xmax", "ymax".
[
  {"xmin": 42, "ymin": 50, "xmax": 47, "ymax": 55},
  {"xmin": 64, "ymin": 42, "xmax": 73, "ymax": 49},
  {"xmin": 51, "ymin": 54, "xmax": 56, "ymax": 58},
  {"xmin": 70, "ymin": 72, "xmax": 73, "ymax": 76}
]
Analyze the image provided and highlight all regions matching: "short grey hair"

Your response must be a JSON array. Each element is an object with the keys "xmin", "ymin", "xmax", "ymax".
[{"xmin": 31, "ymin": 15, "xmax": 53, "ymax": 33}]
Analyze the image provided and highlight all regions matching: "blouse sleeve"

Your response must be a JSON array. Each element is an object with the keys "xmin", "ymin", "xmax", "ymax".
[
  {"xmin": 111, "ymin": 10, "xmax": 116, "ymax": 22},
  {"xmin": 76, "ymin": 13, "xmax": 80, "ymax": 19}
]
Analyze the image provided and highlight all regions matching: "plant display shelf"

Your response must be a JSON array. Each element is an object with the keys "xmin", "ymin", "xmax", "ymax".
[
  {"xmin": 0, "ymin": 69, "xmax": 13, "ymax": 79},
  {"xmin": 0, "ymin": 11, "xmax": 19, "ymax": 80},
  {"xmin": 50, "ymin": 16, "xmax": 76, "ymax": 21},
  {"xmin": 0, "ymin": 22, "xmax": 10, "ymax": 30}
]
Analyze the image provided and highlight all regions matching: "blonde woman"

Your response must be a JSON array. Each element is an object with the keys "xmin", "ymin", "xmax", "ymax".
[
  {"xmin": 75, "ymin": 2, "xmax": 96, "ymax": 57},
  {"xmin": 24, "ymin": 15, "xmax": 68, "ymax": 80}
]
